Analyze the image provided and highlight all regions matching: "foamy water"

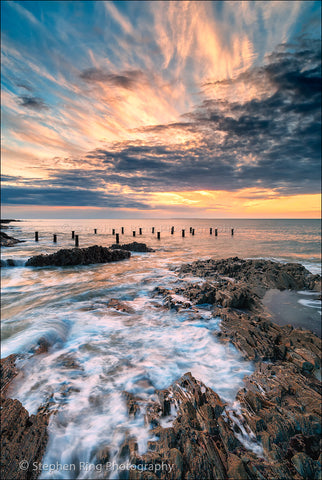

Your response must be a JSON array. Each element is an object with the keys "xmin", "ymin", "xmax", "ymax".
[{"xmin": 1, "ymin": 219, "xmax": 320, "ymax": 478}]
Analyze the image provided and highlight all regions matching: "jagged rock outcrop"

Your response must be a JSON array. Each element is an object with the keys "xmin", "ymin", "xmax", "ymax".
[
  {"xmin": 0, "ymin": 356, "xmax": 50, "ymax": 480},
  {"xmin": 147, "ymin": 258, "xmax": 321, "ymax": 479},
  {"xmin": 25, "ymin": 245, "xmax": 131, "ymax": 267},
  {"xmin": 110, "ymin": 242, "xmax": 154, "ymax": 252},
  {"xmin": 177, "ymin": 257, "xmax": 321, "ymax": 297},
  {"xmin": 0, "ymin": 231, "xmax": 24, "ymax": 247},
  {"xmin": 116, "ymin": 369, "xmax": 322, "ymax": 480}
]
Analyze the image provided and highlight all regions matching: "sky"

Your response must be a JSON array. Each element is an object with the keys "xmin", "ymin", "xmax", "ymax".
[{"xmin": 1, "ymin": 0, "xmax": 321, "ymax": 219}]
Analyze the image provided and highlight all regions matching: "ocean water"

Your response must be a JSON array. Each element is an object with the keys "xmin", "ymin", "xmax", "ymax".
[{"xmin": 1, "ymin": 218, "xmax": 321, "ymax": 478}]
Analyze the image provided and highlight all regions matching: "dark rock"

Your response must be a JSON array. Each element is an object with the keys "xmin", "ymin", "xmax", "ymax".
[
  {"xmin": 0, "ymin": 355, "xmax": 19, "ymax": 396},
  {"xmin": 0, "ymin": 231, "xmax": 24, "ymax": 247},
  {"xmin": 0, "ymin": 397, "xmax": 50, "ymax": 480},
  {"xmin": 25, "ymin": 245, "xmax": 131, "ymax": 267},
  {"xmin": 110, "ymin": 242, "xmax": 154, "ymax": 252},
  {"xmin": 0, "ymin": 219, "xmax": 20, "ymax": 224},
  {"xmin": 177, "ymin": 257, "xmax": 320, "ymax": 297},
  {"xmin": 291, "ymin": 452, "xmax": 318, "ymax": 479},
  {"xmin": 107, "ymin": 298, "xmax": 135, "ymax": 314},
  {"xmin": 128, "ymin": 373, "xmax": 281, "ymax": 480},
  {"xmin": 0, "ymin": 355, "xmax": 51, "ymax": 480}
]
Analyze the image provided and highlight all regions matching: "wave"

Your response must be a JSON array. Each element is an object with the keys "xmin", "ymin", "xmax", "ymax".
[{"xmin": 1, "ymin": 258, "xmax": 27, "ymax": 268}]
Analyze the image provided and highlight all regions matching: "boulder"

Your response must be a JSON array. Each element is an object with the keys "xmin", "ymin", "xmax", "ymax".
[
  {"xmin": 25, "ymin": 245, "xmax": 130, "ymax": 267},
  {"xmin": 110, "ymin": 242, "xmax": 154, "ymax": 252}
]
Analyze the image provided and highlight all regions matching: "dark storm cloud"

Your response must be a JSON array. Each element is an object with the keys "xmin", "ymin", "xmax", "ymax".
[
  {"xmin": 79, "ymin": 68, "xmax": 144, "ymax": 89},
  {"xmin": 17, "ymin": 95, "xmax": 49, "ymax": 110},
  {"xmin": 1, "ymin": 185, "xmax": 150, "ymax": 209}
]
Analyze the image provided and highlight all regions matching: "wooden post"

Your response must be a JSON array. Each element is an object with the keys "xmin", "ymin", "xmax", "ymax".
[
  {"xmin": 53, "ymin": 234, "xmax": 57, "ymax": 243},
  {"xmin": 35, "ymin": 231, "xmax": 39, "ymax": 242},
  {"xmin": 231, "ymin": 228, "xmax": 234, "ymax": 236},
  {"xmin": 133, "ymin": 231, "xmax": 136, "ymax": 237},
  {"xmin": 190, "ymin": 227, "xmax": 192, "ymax": 233},
  {"xmin": 192, "ymin": 229, "xmax": 195, "ymax": 235},
  {"xmin": 75, "ymin": 235, "xmax": 79, "ymax": 247},
  {"xmin": 121, "ymin": 227, "xmax": 124, "ymax": 234},
  {"xmin": 215, "ymin": 229, "xmax": 218, "ymax": 236},
  {"xmin": 139, "ymin": 228, "xmax": 142, "ymax": 235},
  {"xmin": 157, "ymin": 232, "xmax": 161, "ymax": 239},
  {"xmin": 210, "ymin": 228, "xmax": 212, "ymax": 235},
  {"xmin": 94, "ymin": 229, "xmax": 97, "ymax": 234},
  {"xmin": 116, "ymin": 233, "xmax": 120, "ymax": 244},
  {"xmin": 171, "ymin": 226, "xmax": 174, "ymax": 234},
  {"xmin": 112, "ymin": 229, "xmax": 115, "ymax": 235},
  {"xmin": 182, "ymin": 229, "xmax": 185, "ymax": 237},
  {"xmin": 152, "ymin": 227, "xmax": 155, "ymax": 233},
  {"xmin": 72, "ymin": 231, "xmax": 75, "ymax": 239}
]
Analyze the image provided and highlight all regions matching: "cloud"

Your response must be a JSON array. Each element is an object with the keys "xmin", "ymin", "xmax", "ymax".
[
  {"xmin": 17, "ymin": 95, "xmax": 49, "ymax": 110},
  {"xmin": 79, "ymin": 68, "xmax": 144, "ymax": 89},
  {"xmin": 1, "ymin": 185, "xmax": 150, "ymax": 209},
  {"xmin": 74, "ymin": 39, "xmax": 320, "ymax": 197}
]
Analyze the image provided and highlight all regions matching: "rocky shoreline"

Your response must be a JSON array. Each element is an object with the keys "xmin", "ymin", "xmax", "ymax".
[
  {"xmin": 1, "ymin": 257, "xmax": 321, "ymax": 479},
  {"xmin": 0, "ymin": 231, "xmax": 24, "ymax": 247}
]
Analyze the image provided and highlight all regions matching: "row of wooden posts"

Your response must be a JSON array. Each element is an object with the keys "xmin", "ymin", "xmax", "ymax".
[{"xmin": 34, "ymin": 227, "xmax": 234, "ymax": 246}]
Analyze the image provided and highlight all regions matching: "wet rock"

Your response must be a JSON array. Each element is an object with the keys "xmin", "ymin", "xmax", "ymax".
[
  {"xmin": 123, "ymin": 391, "xmax": 142, "ymax": 417},
  {"xmin": 128, "ymin": 373, "xmax": 281, "ymax": 480},
  {"xmin": 110, "ymin": 242, "xmax": 154, "ymax": 252},
  {"xmin": 291, "ymin": 452, "xmax": 318, "ymax": 479},
  {"xmin": 107, "ymin": 298, "xmax": 135, "ymax": 314},
  {"xmin": 1, "ymin": 398, "xmax": 50, "ymax": 480},
  {"xmin": 178, "ymin": 257, "xmax": 320, "ymax": 298},
  {"xmin": 0, "ymin": 231, "xmax": 24, "ymax": 247},
  {"xmin": 236, "ymin": 361, "xmax": 321, "ymax": 477},
  {"xmin": 0, "ymin": 355, "xmax": 51, "ymax": 480},
  {"xmin": 0, "ymin": 355, "xmax": 19, "ymax": 396},
  {"xmin": 25, "ymin": 245, "xmax": 131, "ymax": 267},
  {"xmin": 147, "ymin": 257, "xmax": 322, "ymax": 479},
  {"xmin": 214, "ymin": 306, "xmax": 321, "ymax": 368},
  {"xmin": 34, "ymin": 337, "xmax": 51, "ymax": 355}
]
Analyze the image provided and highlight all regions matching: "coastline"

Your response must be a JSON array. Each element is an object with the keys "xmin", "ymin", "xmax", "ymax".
[{"xmin": 1, "ymin": 250, "xmax": 321, "ymax": 479}]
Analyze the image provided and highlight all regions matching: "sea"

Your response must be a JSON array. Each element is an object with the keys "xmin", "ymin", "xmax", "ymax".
[{"xmin": 1, "ymin": 218, "xmax": 321, "ymax": 479}]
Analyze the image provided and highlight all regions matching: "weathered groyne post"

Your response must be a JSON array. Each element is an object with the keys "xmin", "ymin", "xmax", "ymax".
[
  {"xmin": 139, "ymin": 228, "xmax": 142, "ymax": 235},
  {"xmin": 133, "ymin": 231, "xmax": 136, "ymax": 237},
  {"xmin": 112, "ymin": 229, "xmax": 115, "ymax": 235},
  {"xmin": 121, "ymin": 227, "xmax": 124, "ymax": 234},
  {"xmin": 94, "ymin": 229, "xmax": 97, "ymax": 234},
  {"xmin": 215, "ymin": 229, "xmax": 218, "ymax": 236},
  {"xmin": 182, "ymin": 229, "xmax": 185, "ymax": 237},
  {"xmin": 35, "ymin": 232, "xmax": 39, "ymax": 242},
  {"xmin": 53, "ymin": 234, "xmax": 57, "ymax": 243},
  {"xmin": 171, "ymin": 226, "xmax": 174, "ymax": 235},
  {"xmin": 231, "ymin": 228, "xmax": 234, "ymax": 236},
  {"xmin": 116, "ymin": 233, "xmax": 120, "ymax": 244},
  {"xmin": 189, "ymin": 227, "xmax": 192, "ymax": 233},
  {"xmin": 152, "ymin": 227, "xmax": 155, "ymax": 234},
  {"xmin": 210, "ymin": 228, "xmax": 212, "ymax": 235},
  {"xmin": 75, "ymin": 235, "xmax": 79, "ymax": 247},
  {"xmin": 192, "ymin": 229, "xmax": 195, "ymax": 236},
  {"xmin": 72, "ymin": 231, "xmax": 75, "ymax": 239},
  {"xmin": 157, "ymin": 232, "xmax": 161, "ymax": 240}
]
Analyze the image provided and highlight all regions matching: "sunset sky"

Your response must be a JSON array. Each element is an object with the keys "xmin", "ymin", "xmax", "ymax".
[{"xmin": 1, "ymin": 0, "xmax": 321, "ymax": 218}]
